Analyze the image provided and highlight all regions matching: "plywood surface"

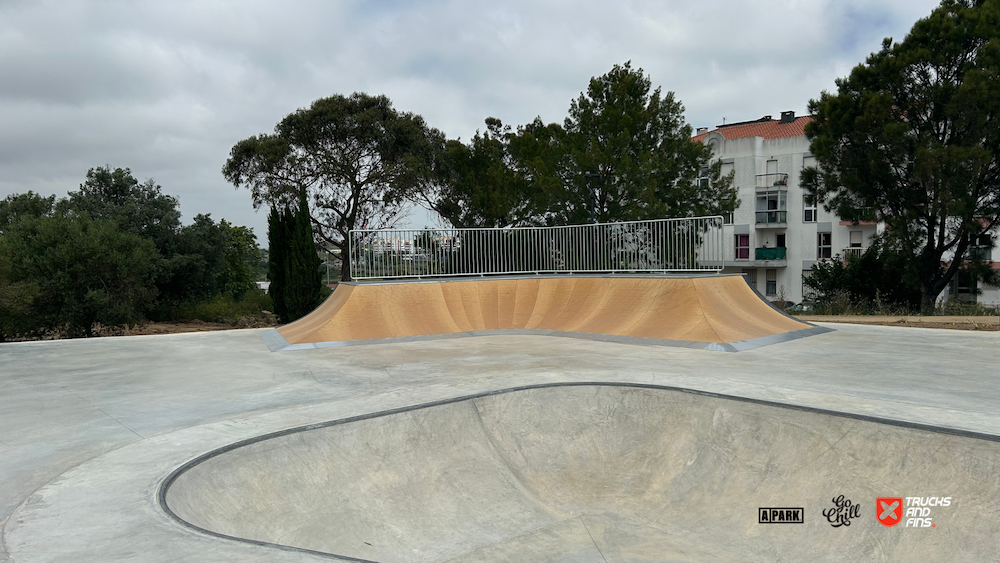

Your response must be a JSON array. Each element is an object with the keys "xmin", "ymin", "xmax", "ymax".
[{"xmin": 277, "ymin": 276, "xmax": 811, "ymax": 346}]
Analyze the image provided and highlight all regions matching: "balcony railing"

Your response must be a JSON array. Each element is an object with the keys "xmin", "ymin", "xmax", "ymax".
[
  {"xmin": 756, "ymin": 210, "xmax": 787, "ymax": 224},
  {"xmin": 756, "ymin": 173, "xmax": 788, "ymax": 189},
  {"xmin": 842, "ymin": 247, "xmax": 864, "ymax": 259},
  {"xmin": 755, "ymin": 247, "xmax": 786, "ymax": 260}
]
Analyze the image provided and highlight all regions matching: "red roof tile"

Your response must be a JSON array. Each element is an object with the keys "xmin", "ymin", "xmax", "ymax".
[{"xmin": 692, "ymin": 115, "xmax": 813, "ymax": 142}]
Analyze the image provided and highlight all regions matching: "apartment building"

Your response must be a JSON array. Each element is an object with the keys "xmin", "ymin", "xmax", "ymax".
[
  {"xmin": 695, "ymin": 111, "xmax": 999, "ymax": 306},
  {"xmin": 694, "ymin": 111, "xmax": 878, "ymax": 304}
]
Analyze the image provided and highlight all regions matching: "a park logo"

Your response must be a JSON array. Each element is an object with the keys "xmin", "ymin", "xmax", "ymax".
[
  {"xmin": 822, "ymin": 495, "xmax": 861, "ymax": 527},
  {"xmin": 758, "ymin": 507, "xmax": 804, "ymax": 524},
  {"xmin": 877, "ymin": 497, "xmax": 903, "ymax": 527}
]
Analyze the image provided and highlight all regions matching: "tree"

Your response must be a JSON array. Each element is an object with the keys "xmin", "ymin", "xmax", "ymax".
[
  {"xmin": 804, "ymin": 0, "xmax": 1000, "ymax": 313},
  {"xmin": 805, "ymin": 238, "xmax": 922, "ymax": 310},
  {"xmin": 284, "ymin": 191, "xmax": 323, "ymax": 321},
  {"xmin": 512, "ymin": 62, "xmax": 737, "ymax": 225},
  {"xmin": 0, "ymin": 213, "xmax": 158, "ymax": 338},
  {"xmin": 223, "ymin": 93, "xmax": 445, "ymax": 280},
  {"xmin": 265, "ymin": 192, "xmax": 322, "ymax": 323},
  {"xmin": 0, "ymin": 191, "xmax": 56, "ymax": 233},
  {"xmin": 266, "ymin": 205, "xmax": 289, "ymax": 322},
  {"xmin": 218, "ymin": 220, "xmax": 260, "ymax": 300},
  {"xmin": 428, "ymin": 117, "xmax": 535, "ymax": 228},
  {"xmin": 64, "ymin": 166, "xmax": 181, "ymax": 250}
]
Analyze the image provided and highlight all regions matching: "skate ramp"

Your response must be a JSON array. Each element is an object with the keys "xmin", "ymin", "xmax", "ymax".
[
  {"xmin": 263, "ymin": 275, "xmax": 827, "ymax": 352},
  {"xmin": 162, "ymin": 384, "xmax": 1000, "ymax": 562}
]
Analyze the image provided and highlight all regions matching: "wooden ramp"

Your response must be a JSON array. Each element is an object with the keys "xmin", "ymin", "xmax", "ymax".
[{"xmin": 261, "ymin": 275, "xmax": 829, "ymax": 352}]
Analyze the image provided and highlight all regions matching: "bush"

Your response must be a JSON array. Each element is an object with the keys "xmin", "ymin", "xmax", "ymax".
[
  {"xmin": 170, "ymin": 289, "xmax": 274, "ymax": 324},
  {"xmin": 805, "ymin": 238, "xmax": 921, "ymax": 315}
]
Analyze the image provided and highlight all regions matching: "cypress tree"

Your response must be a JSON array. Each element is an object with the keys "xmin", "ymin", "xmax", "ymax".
[
  {"xmin": 266, "ymin": 205, "xmax": 288, "ymax": 322},
  {"xmin": 284, "ymin": 190, "xmax": 322, "ymax": 321}
]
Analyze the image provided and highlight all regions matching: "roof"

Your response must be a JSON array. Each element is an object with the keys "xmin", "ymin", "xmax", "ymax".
[{"xmin": 692, "ymin": 115, "xmax": 813, "ymax": 142}]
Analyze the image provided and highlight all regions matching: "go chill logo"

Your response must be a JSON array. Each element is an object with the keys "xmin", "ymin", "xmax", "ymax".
[{"xmin": 878, "ymin": 497, "xmax": 952, "ymax": 528}]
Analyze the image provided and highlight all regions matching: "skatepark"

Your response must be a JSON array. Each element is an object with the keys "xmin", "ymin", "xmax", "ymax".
[{"xmin": 2, "ymin": 220, "xmax": 1000, "ymax": 562}]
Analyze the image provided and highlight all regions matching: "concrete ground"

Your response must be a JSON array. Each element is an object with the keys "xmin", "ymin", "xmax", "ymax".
[{"xmin": 1, "ymin": 322, "xmax": 999, "ymax": 562}]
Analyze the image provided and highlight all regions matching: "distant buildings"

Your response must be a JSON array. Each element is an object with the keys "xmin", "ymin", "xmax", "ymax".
[{"xmin": 694, "ymin": 111, "xmax": 998, "ymax": 306}]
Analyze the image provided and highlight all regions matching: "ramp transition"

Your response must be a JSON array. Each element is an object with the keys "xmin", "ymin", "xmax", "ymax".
[
  {"xmin": 260, "ymin": 274, "xmax": 828, "ymax": 352},
  {"xmin": 162, "ymin": 383, "xmax": 1000, "ymax": 562}
]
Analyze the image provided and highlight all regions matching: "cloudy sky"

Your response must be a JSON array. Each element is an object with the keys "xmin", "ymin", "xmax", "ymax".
[{"xmin": 0, "ymin": 0, "xmax": 940, "ymax": 239}]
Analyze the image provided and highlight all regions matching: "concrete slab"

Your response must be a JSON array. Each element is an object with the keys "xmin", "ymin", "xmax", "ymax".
[
  {"xmin": 0, "ymin": 322, "xmax": 998, "ymax": 562},
  {"xmin": 163, "ymin": 384, "xmax": 1000, "ymax": 562}
]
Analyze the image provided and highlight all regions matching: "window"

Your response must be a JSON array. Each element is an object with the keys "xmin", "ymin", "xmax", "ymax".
[
  {"xmin": 802, "ymin": 156, "xmax": 817, "ymax": 222},
  {"xmin": 766, "ymin": 269, "xmax": 777, "ymax": 296},
  {"xmin": 850, "ymin": 231, "xmax": 862, "ymax": 248},
  {"xmin": 735, "ymin": 235, "xmax": 750, "ymax": 259},
  {"xmin": 742, "ymin": 268, "xmax": 757, "ymax": 288},
  {"xmin": 818, "ymin": 233, "xmax": 832, "ymax": 259},
  {"xmin": 722, "ymin": 211, "xmax": 734, "ymax": 225},
  {"xmin": 756, "ymin": 191, "xmax": 787, "ymax": 224},
  {"xmin": 804, "ymin": 201, "xmax": 817, "ymax": 222},
  {"xmin": 699, "ymin": 166, "xmax": 710, "ymax": 190},
  {"xmin": 776, "ymin": 233, "xmax": 786, "ymax": 248}
]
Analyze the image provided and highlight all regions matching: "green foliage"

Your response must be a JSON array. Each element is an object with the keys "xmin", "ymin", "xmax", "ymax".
[
  {"xmin": 430, "ymin": 118, "xmax": 534, "ymax": 228},
  {"xmin": 224, "ymin": 92, "xmax": 445, "ymax": 280},
  {"xmin": 0, "ymin": 191, "xmax": 56, "ymax": 231},
  {"xmin": 554, "ymin": 61, "xmax": 737, "ymax": 223},
  {"xmin": 804, "ymin": 0, "xmax": 1000, "ymax": 312},
  {"xmin": 266, "ymin": 192, "xmax": 323, "ymax": 323},
  {"xmin": 267, "ymin": 206, "xmax": 288, "ymax": 322},
  {"xmin": 429, "ymin": 63, "xmax": 737, "ymax": 228},
  {"xmin": 65, "ymin": 166, "xmax": 181, "ymax": 250},
  {"xmin": 0, "ymin": 213, "xmax": 158, "ymax": 338},
  {"xmin": 170, "ymin": 289, "xmax": 274, "ymax": 324},
  {"xmin": 218, "ymin": 219, "xmax": 261, "ymax": 300},
  {"xmin": 0, "ymin": 166, "xmax": 267, "ymax": 339},
  {"xmin": 805, "ymin": 238, "xmax": 922, "ymax": 313}
]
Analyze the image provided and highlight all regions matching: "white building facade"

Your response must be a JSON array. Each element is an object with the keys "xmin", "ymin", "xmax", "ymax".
[
  {"xmin": 696, "ymin": 112, "xmax": 882, "ymax": 305},
  {"xmin": 695, "ymin": 111, "xmax": 998, "ymax": 306}
]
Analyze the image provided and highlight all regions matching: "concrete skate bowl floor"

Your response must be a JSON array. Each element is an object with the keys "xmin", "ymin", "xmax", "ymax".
[{"xmin": 161, "ymin": 384, "xmax": 1000, "ymax": 563}]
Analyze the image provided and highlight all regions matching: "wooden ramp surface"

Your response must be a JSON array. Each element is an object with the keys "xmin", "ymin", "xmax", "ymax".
[{"xmin": 271, "ymin": 275, "xmax": 823, "ymax": 352}]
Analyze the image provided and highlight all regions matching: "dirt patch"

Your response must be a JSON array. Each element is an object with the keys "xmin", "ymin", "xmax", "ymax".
[{"xmin": 797, "ymin": 315, "xmax": 999, "ymax": 331}]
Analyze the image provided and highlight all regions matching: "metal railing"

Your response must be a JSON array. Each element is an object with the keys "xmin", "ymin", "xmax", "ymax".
[
  {"xmin": 756, "ymin": 210, "xmax": 787, "ymax": 224},
  {"xmin": 756, "ymin": 173, "xmax": 788, "ymax": 189},
  {"xmin": 349, "ymin": 216, "xmax": 725, "ymax": 281},
  {"xmin": 842, "ymin": 247, "xmax": 865, "ymax": 259},
  {"xmin": 755, "ymin": 247, "xmax": 787, "ymax": 260}
]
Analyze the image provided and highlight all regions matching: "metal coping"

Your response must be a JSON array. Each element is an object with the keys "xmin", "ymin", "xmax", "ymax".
[{"xmin": 157, "ymin": 381, "xmax": 1000, "ymax": 562}]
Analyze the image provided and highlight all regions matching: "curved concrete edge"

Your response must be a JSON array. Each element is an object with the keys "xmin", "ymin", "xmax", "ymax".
[
  {"xmin": 8, "ymin": 368, "xmax": 1000, "ymax": 563},
  {"xmin": 158, "ymin": 381, "xmax": 1000, "ymax": 562},
  {"xmin": 260, "ymin": 325, "xmax": 834, "ymax": 353}
]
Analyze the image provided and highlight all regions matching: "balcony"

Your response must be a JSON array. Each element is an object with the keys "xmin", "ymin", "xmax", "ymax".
[
  {"xmin": 839, "ymin": 207, "xmax": 877, "ymax": 225},
  {"xmin": 756, "ymin": 173, "xmax": 788, "ymax": 189},
  {"xmin": 842, "ymin": 247, "xmax": 865, "ymax": 259},
  {"xmin": 755, "ymin": 247, "xmax": 786, "ymax": 260},
  {"xmin": 755, "ymin": 210, "xmax": 787, "ymax": 227},
  {"xmin": 752, "ymin": 246, "xmax": 787, "ymax": 267}
]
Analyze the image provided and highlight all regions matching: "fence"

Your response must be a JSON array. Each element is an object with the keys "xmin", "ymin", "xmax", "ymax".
[{"xmin": 348, "ymin": 216, "xmax": 725, "ymax": 281}]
